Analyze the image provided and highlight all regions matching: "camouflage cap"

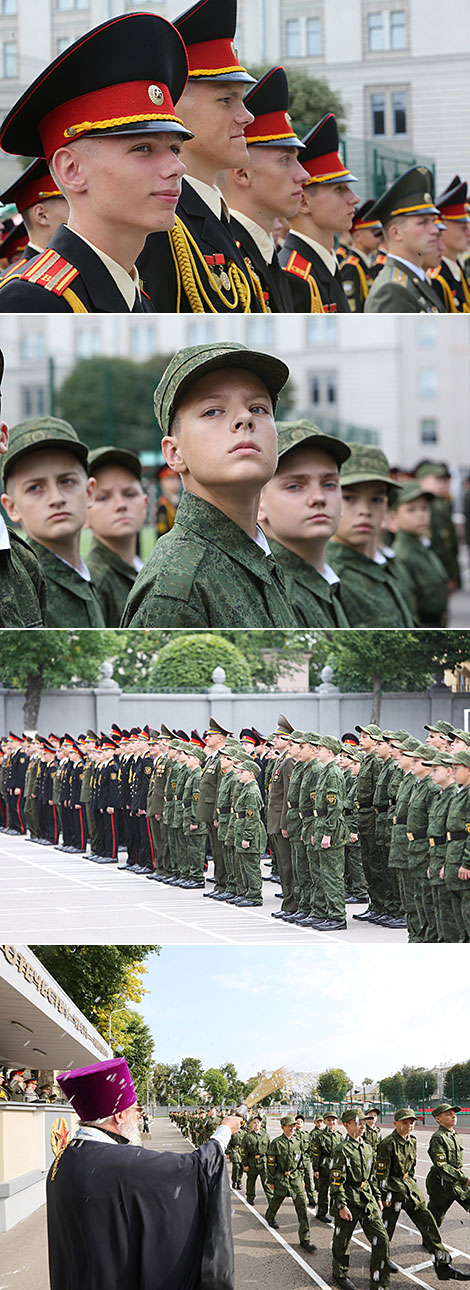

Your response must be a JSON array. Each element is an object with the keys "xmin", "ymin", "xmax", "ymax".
[
  {"xmin": 289, "ymin": 730, "xmax": 308, "ymax": 742},
  {"xmin": 87, "ymin": 446, "xmax": 142, "ymax": 479},
  {"xmin": 342, "ymin": 1107, "xmax": 365, "ymax": 1125},
  {"xmin": 414, "ymin": 461, "xmax": 448, "ymax": 480},
  {"xmin": 386, "ymin": 729, "xmax": 410, "ymax": 742},
  {"xmin": 450, "ymin": 750, "xmax": 470, "ymax": 768},
  {"xmin": 318, "ymin": 734, "xmax": 342, "ymax": 754},
  {"xmin": 424, "ymin": 721, "xmax": 455, "ymax": 737},
  {"xmin": 394, "ymin": 1107, "xmax": 416, "ymax": 1120},
  {"xmin": 238, "ymin": 758, "xmax": 261, "ymax": 777},
  {"xmin": 276, "ymin": 419, "xmax": 351, "ymax": 469},
  {"xmin": 368, "ymin": 166, "xmax": 439, "ymax": 224},
  {"xmin": 2, "ymin": 416, "xmax": 88, "ymax": 486},
  {"xmin": 417, "ymin": 745, "xmax": 439, "ymax": 763},
  {"xmin": 291, "ymin": 731, "xmax": 320, "ymax": 745},
  {"xmin": 355, "ymin": 724, "xmax": 382, "ymax": 740},
  {"xmin": 342, "ymin": 746, "xmax": 362, "ymax": 761},
  {"xmin": 186, "ymin": 744, "xmax": 206, "ymax": 762},
  {"xmin": 154, "ymin": 343, "xmax": 290, "ymax": 432},
  {"xmin": 280, "ymin": 1114, "xmax": 296, "ymax": 1126},
  {"xmin": 391, "ymin": 735, "xmax": 420, "ymax": 753},
  {"xmin": 452, "ymin": 729, "xmax": 470, "ymax": 747},
  {"xmin": 433, "ymin": 1103, "xmax": 461, "ymax": 1116},
  {"xmin": 429, "ymin": 751, "xmax": 455, "ymax": 767},
  {"xmin": 339, "ymin": 442, "xmax": 399, "ymax": 500},
  {"xmin": 389, "ymin": 481, "xmax": 433, "ymax": 511}
]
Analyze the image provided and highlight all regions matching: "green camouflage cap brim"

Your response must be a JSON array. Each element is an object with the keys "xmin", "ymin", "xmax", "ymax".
[
  {"xmin": 450, "ymin": 750, "xmax": 470, "ymax": 768},
  {"xmin": 389, "ymin": 481, "xmax": 433, "ymax": 511},
  {"xmin": 394, "ymin": 1107, "xmax": 416, "ymax": 1120},
  {"xmin": 355, "ymin": 724, "xmax": 382, "ymax": 740},
  {"xmin": 433, "ymin": 1103, "xmax": 461, "ymax": 1116},
  {"xmin": 342, "ymin": 746, "xmax": 362, "ymax": 761},
  {"xmin": 367, "ymin": 166, "xmax": 439, "ymax": 224},
  {"xmin": 339, "ymin": 442, "xmax": 400, "ymax": 500},
  {"xmin": 238, "ymin": 759, "xmax": 261, "ymax": 777},
  {"xmin": 280, "ymin": 1114, "xmax": 296, "ymax": 1126},
  {"xmin": 87, "ymin": 446, "xmax": 142, "ymax": 479},
  {"xmin": 2, "ymin": 416, "xmax": 88, "ymax": 486},
  {"xmin": 154, "ymin": 343, "xmax": 290, "ymax": 433},
  {"xmin": 318, "ymin": 734, "xmax": 342, "ymax": 754},
  {"xmin": 414, "ymin": 462, "xmax": 449, "ymax": 480},
  {"xmin": 424, "ymin": 721, "xmax": 455, "ymax": 737},
  {"xmin": 187, "ymin": 744, "xmax": 206, "ymax": 762},
  {"xmin": 289, "ymin": 730, "xmax": 308, "ymax": 742},
  {"xmin": 452, "ymin": 729, "xmax": 470, "ymax": 747},
  {"xmin": 342, "ymin": 1107, "xmax": 365, "ymax": 1124},
  {"xmin": 417, "ymin": 745, "xmax": 439, "ymax": 763},
  {"xmin": 430, "ymin": 752, "xmax": 455, "ymax": 767},
  {"xmin": 276, "ymin": 419, "xmax": 351, "ymax": 469},
  {"xmin": 293, "ymin": 731, "xmax": 320, "ymax": 746},
  {"xmin": 391, "ymin": 735, "xmax": 421, "ymax": 753}
]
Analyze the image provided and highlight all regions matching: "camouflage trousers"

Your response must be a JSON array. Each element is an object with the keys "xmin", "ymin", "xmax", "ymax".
[
  {"xmin": 245, "ymin": 1160, "xmax": 270, "ymax": 1206},
  {"xmin": 383, "ymin": 1190, "xmax": 448, "ymax": 1255},
  {"xmin": 208, "ymin": 820, "xmax": 226, "ymax": 892},
  {"xmin": 344, "ymin": 840, "xmax": 367, "ymax": 898},
  {"xmin": 149, "ymin": 815, "xmax": 170, "ymax": 875},
  {"xmin": 306, "ymin": 842, "xmax": 327, "ymax": 919},
  {"xmin": 182, "ymin": 828, "xmax": 206, "ymax": 881},
  {"xmin": 357, "ymin": 810, "xmax": 384, "ymax": 911},
  {"xmin": 265, "ymin": 1174, "xmax": 310, "ymax": 1242},
  {"xmin": 316, "ymin": 1168, "xmax": 333, "ymax": 1219},
  {"xmin": 235, "ymin": 847, "xmax": 262, "ymax": 902},
  {"xmin": 291, "ymin": 838, "xmax": 311, "ymax": 912},
  {"xmin": 426, "ymin": 1169, "xmax": 470, "ymax": 1226},
  {"xmin": 332, "ymin": 1201, "xmax": 390, "ymax": 1290}
]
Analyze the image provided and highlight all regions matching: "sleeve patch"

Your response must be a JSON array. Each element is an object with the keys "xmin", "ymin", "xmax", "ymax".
[{"xmin": 327, "ymin": 794, "xmax": 337, "ymax": 804}]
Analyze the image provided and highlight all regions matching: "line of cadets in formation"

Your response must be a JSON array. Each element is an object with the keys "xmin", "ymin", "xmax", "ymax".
[
  {"xmin": 0, "ymin": 0, "xmax": 469, "ymax": 315},
  {"xmin": 170, "ymin": 1102, "xmax": 470, "ymax": 1286},
  {"xmin": 2, "ymin": 713, "xmax": 470, "ymax": 943}
]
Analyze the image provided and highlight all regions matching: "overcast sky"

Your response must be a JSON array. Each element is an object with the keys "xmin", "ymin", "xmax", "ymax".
[{"xmin": 136, "ymin": 945, "xmax": 466, "ymax": 1087}]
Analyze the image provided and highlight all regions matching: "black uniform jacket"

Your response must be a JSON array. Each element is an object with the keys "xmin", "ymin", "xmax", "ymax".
[
  {"xmin": 0, "ymin": 224, "xmax": 154, "ymax": 313},
  {"xmin": 228, "ymin": 215, "xmax": 294, "ymax": 313},
  {"xmin": 137, "ymin": 178, "xmax": 263, "ymax": 312},
  {"xmin": 278, "ymin": 231, "xmax": 351, "ymax": 312},
  {"xmin": 47, "ymin": 1133, "xmax": 234, "ymax": 1290}
]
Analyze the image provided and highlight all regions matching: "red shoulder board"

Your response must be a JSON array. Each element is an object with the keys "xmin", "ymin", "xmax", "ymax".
[
  {"xmin": 0, "ymin": 247, "xmax": 79, "ymax": 295},
  {"xmin": 285, "ymin": 250, "xmax": 312, "ymax": 280},
  {"xmin": 343, "ymin": 254, "xmax": 359, "ymax": 267}
]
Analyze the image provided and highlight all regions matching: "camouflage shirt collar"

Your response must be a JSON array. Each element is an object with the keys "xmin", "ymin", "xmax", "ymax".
[
  {"xmin": 269, "ymin": 540, "xmax": 340, "ymax": 601},
  {"xmin": 175, "ymin": 492, "xmax": 281, "ymax": 584}
]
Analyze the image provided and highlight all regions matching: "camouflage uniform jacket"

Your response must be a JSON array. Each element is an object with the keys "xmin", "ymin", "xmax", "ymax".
[
  {"xmin": 86, "ymin": 538, "xmax": 139, "ymax": 628},
  {"xmin": 376, "ymin": 1131, "xmax": 424, "ymax": 1203},
  {"xmin": 392, "ymin": 530, "xmax": 448, "ymax": 627},
  {"xmin": 326, "ymin": 541, "xmax": 415, "ymax": 627},
  {"xmin": 26, "ymin": 539, "xmax": 105, "ymax": 628},
  {"xmin": 1, "ymin": 530, "xmax": 46, "ymax": 627},
  {"xmin": 427, "ymin": 1127, "xmax": 469, "ymax": 1198},
  {"xmin": 330, "ymin": 1136, "xmax": 381, "ymax": 1211},
  {"xmin": 313, "ymin": 760, "xmax": 348, "ymax": 845},
  {"xmin": 406, "ymin": 775, "xmax": 439, "ymax": 869},
  {"xmin": 269, "ymin": 540, "xmax": 350, "ymax": 628}
]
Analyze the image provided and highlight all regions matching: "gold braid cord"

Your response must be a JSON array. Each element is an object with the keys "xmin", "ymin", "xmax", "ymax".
[
  {"xmin": 168, "ymin": 216, "xmax": 257, "ymax": 313},
  {"xmin": 307, "ymin": 275, "xmax": 325, "ymax": 314},
  {"xmin": 50, "ymin": 1140, "xmax": 71, "ymax": 1181}
]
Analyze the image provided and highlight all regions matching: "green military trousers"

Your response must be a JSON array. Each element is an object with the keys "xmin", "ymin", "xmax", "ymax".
[{"xmin": 332, "ymin": 1201, "xmax": 390, "ymax": 1290}]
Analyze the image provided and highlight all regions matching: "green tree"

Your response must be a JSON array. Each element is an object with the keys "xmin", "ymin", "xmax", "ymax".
[
  {"xmin": 246, "ymin": 64, "xmax": 347, "ymax": 135},
  {"xmin": 0, "ymin": 630, "xmax": 122, "ymax": 727},
  {"xmin": 175, "ymin": 1057, "xmax": 204, "ymax": 1101},
  {"xmin": 317, "ymin": 1067, "xmax": 351, "ymax": 1102},
  {"xmin": 57, "ymin": 353, "xmax": 173, "ymax": 456},
  {"xmin": 152, "ymin": 1062, "xmax": 179, "ymax": 1105},
  {"xmin": 203, "ymin": 1068, "xmax": 229, "ymax": 1105},
  {"xmin": 379, "ymin": 1073, "xmax": 406, "ymax": 1107},
  {"xmin": 31, "ymin": 946, "xmax": 159, "ymax": 1030},
  {"xmin": 443, "ymin": 1061, "xmax": 470, "ymax": 1103},
  {"xmin": 322, "ymin": 630, "xmax": 470, "ymax": 723},
  {"xmin": 403, "ymin": 1068, "xmax": 437, "ymax": 1105},
  {"xmin": 220, "ymin": 1062, "xmax": 246, "ymax": 1105},
  {"xmin": 148, "ymin": 632, "xmax": 253, "ymax": 692},
  {"xmin": 118, "ymin": 1010, "xmax": 155, "ymax": 1099}
]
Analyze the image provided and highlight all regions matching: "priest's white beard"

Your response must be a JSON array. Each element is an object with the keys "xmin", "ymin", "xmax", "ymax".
[{"xmin": 123, "ymin": 1109, "xmax": 142, "ymax": 1147}]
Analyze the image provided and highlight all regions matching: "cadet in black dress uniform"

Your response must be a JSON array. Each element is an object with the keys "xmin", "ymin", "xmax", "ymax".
[
  {"xmin": 430, "ymin": 178, "xmax": 470, "ymax": 312},
  {"xmin": 0, "ymin": 158, "xmax": 69, "ymax": 270},
  {"xmin": 339, "ymin": 199, "xmax": 383, "ymax": 312}
]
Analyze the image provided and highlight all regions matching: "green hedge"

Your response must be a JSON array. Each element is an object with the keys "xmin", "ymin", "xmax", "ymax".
[{"xmin": 149, "ymin": 633, "xmax": 253, "ymax": 692}]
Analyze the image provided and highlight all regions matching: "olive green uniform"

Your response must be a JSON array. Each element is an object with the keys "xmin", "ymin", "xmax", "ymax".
[
  {"xmin": 216, "ymin": 768, "xmax": 238, "ymax": 896},
  {"xmin": 376, "ymin": 1131, "xmax": 449, "ymax": 1257},
  {"xmin": 197, "ymin": 751, "xmax": 224, "ymax": 892},
  {"xmin": 301, "ymin": 761, "xmax": 322, "ymax": 918},
  {"xmin": 294, "ymin": 1127, "xmax": 316, "ymax": 1205},
  {"xmin": 392, "ymin": 531, "xmax": 448, "ymax": 627},
  {"xmin": 147, "ymin": 755, "xmax": 171, "ymax": 877},
  {"xmin": 326, "ymin": 542, "xmax": 415, "ymax": 628},
  {"xmin": 267, "ymin": 751, "xmax": 295, "ymax": 913},
  {"xmin": 426, "ymin": 1125, "xmax": 470, "ymax": 1225},
  {"xmin": 354, "ymin": 750, "xmax": 383, "ymax": 914},
  {"xmin": 443, "ymin": 785, "xmax": 470, "ymax": 942},
  {"xmin": 86, "ymin": 538, "xmax": 141, "ymax": 627},
  {"xmin": 243, "ymin": 1127, "xmax": 271, "ymax": 1205},
  {"xmin": 121, "ymin": 493, "xmax": 295, "ymax": 628},
  {"xmin": 312, "ymin": 761, "xmax": 348, "ymax": 922},
  {"xmin": 428, "ymin": 497, "xmax": 461, "ymax": 588},
  {"xmin": 26, "ymin": 539, "xmax": 105, "ymax": 628},
  {"xmin": 343, "ymin": 770, "xmax": 367, "ymax": 899},
  {"xmin": 226, "ymin": 1128, "xmax": 245, "ymax": 1189},
  {"xmin": 427, "ymin": 782, "xmax": 459, "ymax": 942},
  {"xmin": 388, "ymin": 769, "xmax": 417, "ymax": 922},
  {"xmin": 311, "ymin": 1125, "xmax": 343, "ymax": 1219},
  {"xmin": 269, "ymin": 540, "xmax": 350, "ymax": 628},
  {"xmin": 364, "ymin": 256, "xmax": 445, "ymax": 314},
  {"xmin": 406, "ymin": 774, "xmax": 439, "ymax": 942},
  {"xmin": 234, "ymin": 780, "xmax": 266, "ymax": 905},
  {"xmin": 372, "ymin": 758, "xmax": 400, "ymax": 916},
  {"xmin": 265, "ymin": 1132, "xmax": 311, "ymax": 1243},
  {"xmin": 1, "ymin": 530, "xmax": 47, "ymax": 627},
  {"xmin": 330, "ymin": 1135, "xmax": 390, "ymax": 1290}
]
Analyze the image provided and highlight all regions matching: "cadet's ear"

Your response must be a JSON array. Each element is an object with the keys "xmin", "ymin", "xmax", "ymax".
[
  {"xmin": 257, "ymin": 492, "xmax": 269, "ymax": 526},
  {"xmin": 52, "ymin": 145, "xmax": 89, "ymax": 195},
  {"xmin": 1, "ymin": 489, "xmax": 21, "ymax": 524},
  {"xmin": 86, "ymin": 475, "xmax": 96, "ymax": 507},
  {"xmin": 161, "ymin": 435, "xmax": 188, "ymax": 476},
  {"xmin": 298, "ymin": 189, "xmax": 311, "ymax": 215},
  {"xmin": 231, "ymin": 166, "xmax": 251, "ymax": 187}
]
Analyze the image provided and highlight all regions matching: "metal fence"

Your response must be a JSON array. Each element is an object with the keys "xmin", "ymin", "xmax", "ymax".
[{"xmin": 342, "ymin": 137, "xmax": 436, "ymax": 199}]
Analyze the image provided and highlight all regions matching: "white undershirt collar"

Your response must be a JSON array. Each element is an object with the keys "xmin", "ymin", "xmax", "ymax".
[
  {"xmin": 290, "ymin": 230, "xmax": 338, "ymax": 275},
  {"xmin": 320, "ymin": 561, "xmax": 340, "ymax": 586},
  {"xmin": 69, "ymin": 229, "xmax": 140, "ymax": 310},
  {"xmin": 389, "ymin": 253, "xmax": 426, "ymax": 282},
  {"xmin": 184, "ymin": 175, "xmax": 225, "ymax": 220},
  {"xmin": 0, "ymin": 513, "xmax": 11, "ymax": 551},
  {"xmin": 55, "ymin": 552, "xmax": 91, "ymax": 582},
  {"xmin": 254, "ymin": 524, "xmax": 271, "ymax": 555},
  {"xmin": 229, "ymin": 209, "xmax": 275, "ymax": 263},
  {"xmin": 373, "ymin": 549, "xmax": 387, "ymax": 565}
]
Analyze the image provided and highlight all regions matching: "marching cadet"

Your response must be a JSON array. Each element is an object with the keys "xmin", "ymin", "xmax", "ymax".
[
  {"xmin": 0, "ymin": 349, "xmax": 47, "ymax": 628},
  {"xmin": 221, "ymin": 66, "xmax": 307, "ymax": 312},
  {"xmin": 311, "ymin": 1110, "xmax": 343, "ymax": 1223},
  {"xmin": 1, "ymin": 418, "xmax": 105, "ymax": 628},
  {"xmin": 310, "ymin": 735, "xmax": 348, "ymax": 931},
  {"xmin": 0, "ymin": 12, "xmax": 190, "ymax": 313},
  {"xmin": 226, "ymin": 1119, "xmax": 245, "ymax": 1190},
  {"xmin": 326, "ymin": 444, "xmax": 415, "ymax": 628},
  {"xmin": 242, "ymin": 1114, "xmax": 271, "ymax": 1206},
  {"xmin": 330, "ymin": 1107, "xmax": 390, "ymax": 1290},
  {"xmin": 413, "ymin": 461, "xmax": 461, "ymax": 593},
  {"xmin": 233, "ymin": 757, "xmax": 266, "ymax": 907},
  {"xmin": 258, "ymin": 421, "xmax": 352, "ymax": 627},
  {"xmin": 376, "ymin": 1109, "xmax": 467, "ymax": 1280},
  {"xmin": 265, "ymin": 1114, "xmax": 316, "ymax": 1251},
  {"xmin": 426, "ymin": 753, "xmax": 459, "ymax": 943},
  {"xmin": 362, "ymin": 1107, "xmax": 382, "ymax": 1159},
  {"xmin": 364, "ymin": 168, "xmax": 446, "ymax": 313},
  {"xmin": 181, "ymin": 742, "xmax": 207, "ymax": 888},
  {"xmin": 294, "ymin": 1115, "xmax": 316, "ymax": 1207},
  {"xmin": 138, "ymin": 0, "xmax": 265, "ymax": 314},
  {"xmin": 121, "ymin": 342, "xmax": 295, "ymax": 628},
  {"xmin": 339, "ymin": 200, "xmax": 383, "ymax": 312},
  {"xmin": 430, "ymin": 178, "xmax": 470, "ymax": 312},
  {"xmin": 426, "ymin": 1103, "xmax": 470, "ymax": 1226},
  {"xmin": 0, "ymin": 159, "xmax": 69, "ymax": 267},
  {"xmin": 279, "ymin": 112, "xmax": 359, "ymax": 312},
  {"xmin": 268, "ymin": 716, "xmax": 296, "ymax": 919},
  {"xmin": 388, "ymin": 482, "xmax": 449, "ymax": 626},
  {"xmin": 86, "ymin": 448, "xmax": 149, "ymax": 627}
]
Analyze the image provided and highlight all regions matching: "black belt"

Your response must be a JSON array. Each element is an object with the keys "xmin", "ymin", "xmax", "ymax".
[
  {"xmin": 394, "ymin": 815, "xmax": 407, "ymax": 824},
  {"xmin": 407, "ymin": 828, "xmax": 427, "ymax": 841},
  {"xmin": 447, "ymin": 830, "xmax": 469, "ymax": 841},
  {"xmin": 429, "ymin": 834, "xmax": 446, "ymax": 847},
  {"xmin": 344, "ymin": 808, "xmax": 354, "ymax": 816},
  {"xmin": 375, "ymin": 805, "xmax": 388, "ymax": 814},
  {"xmin": 356, "ymin": 798, "xmax": 374, "ymax": 808},
  {"xmin": 314, "ymin": 808, "xmax": 327, "ymax": 818}
]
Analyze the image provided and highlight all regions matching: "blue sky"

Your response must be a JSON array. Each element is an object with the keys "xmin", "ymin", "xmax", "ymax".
[{"xmin": 135, "ymin": 945, "xmax": 467, "ymax": 1085}]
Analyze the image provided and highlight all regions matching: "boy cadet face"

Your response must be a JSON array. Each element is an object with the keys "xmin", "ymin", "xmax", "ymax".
[
  {"xmin": 302, "ymin": 181, "xmax": 359, "ymax": 234},
  {"xmin": 162, "ymin": 368, "xmax": 278, "ymax": 499},
  {"xmin": 259, "ymin": 445, "xmax": 342, "ymax": 547},
  {"xmin": 177, "ymin": 81, "xmax": 253, "ymax": 171},
  {"xmin": 87, "ymin": 465, "xmax": 148, "ymax": 541},
  {"xmin": 237, "ymin": 146, "xmax": 309, "ymax": 222},
  {"xmin": 54, "ymin": 132, "xmax": 186, "ymax": 235},
  {"xmin": 335, "ymin": 480, "xmax": 388, "ymax": 554},
  {"xmin": 2, "ymin": 448, "xmax": 95, "ymax": 545},
  {"xmin": 395, "ymin": 497, "xmax": 430, "ymax": 537}
]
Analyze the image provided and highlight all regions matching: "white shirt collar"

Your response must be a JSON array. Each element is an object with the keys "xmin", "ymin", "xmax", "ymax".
[
  {"xmin": 290, "ymin": 230, "xmax": 338, "ymax": 275},
  {"xmin": 320, "ymin": 561, "xmax": 340, "ymax": 586},
  {"xmin": 69, "ymin": 229, "xmax": 140, "ymax": 310},
  {"xmin": 351, "ymin": 244, "xmax": 372, "ymax": 268},
  {"xmin": 442, "ymin": 255, "xmax": 462, "ymax": 282},
  {"xmin": 0, "ymin": 513, "xmax": 11, "ymax": 551},
  {"xmin": 184, "ymin": 174, "xmax": 225, "ymax": 220},
  {"xmin": 28, "ymin": 241, "xmax": 44, "ymax": 254},
  {"xmin": 373, "ymin": 549, "xmax": 387, "ymax": 565},
  {"xmin": 133, "ymin": 555, "xmax": 144, "ymax": 571},
  {"xmin": 389, "ymin": 253, "xmax": 426, "ymax": 282},
  {"xmin": 229, "ymin": 209, "xmax": 275, "ymax": 263},
  {"xmin": 380, "ymin": 544, "xmax": 395, "ymax": 559},
  {"xmin": 421, "ymin": 536, "xmax": 431, "ymax": 548},
  {"xmin": 56, "ymin": 552, "xmax": 91, "ymax": 582},
  {"xmin": 254, "ymin": 524, "xmax": 271, "ymax": 556}
]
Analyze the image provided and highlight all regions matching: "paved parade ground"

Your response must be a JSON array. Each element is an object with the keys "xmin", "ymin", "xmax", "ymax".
[
  {"xmin": 1, "ymin": 1116, "xmax": 469, "ymax": 1290},
  {"xmin": 0, "ymin": 833, "xmax": 407, "ymax": 946}
]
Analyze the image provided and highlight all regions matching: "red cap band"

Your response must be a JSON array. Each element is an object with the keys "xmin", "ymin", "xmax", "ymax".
[
  {"xmin": 185, "ymin": 36, "xmax": 247, "ymax": 76},
  {"xmin": 40, "ymin": 80, "xmax": 184, "ymax": 160}
]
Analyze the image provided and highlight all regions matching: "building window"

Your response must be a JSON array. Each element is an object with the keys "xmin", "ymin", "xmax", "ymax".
[
  {"xmin": 1, "ymin": 0, "xmax": 17, "ymax": 13},
  {"xmin": 368, "ymin": 12, "xmax": 385, "ymax": 50},
  {"xmin": 20, "ymin": 333, "xmax": 46, "ymax": 362},
  {"xmin": 307, "ymin": 317, "xmax": 338, "ymax": 345},
  {"xmin": 390, "ymin": 9, "xmax": 407, "ymax": 49},
  {"xmin": 187, "ymin": 318, "xmax": 217, "ymax": 346},
  {"xmin": 306, "ymin": 17, "xmax": 322, "ymax": 56},
  {"xmin": 75, "ymin": 327, "xmax": 100, "ymax": 358},
  {"xmin": 392, "ymin": 91, "xmax": 407, "ymax": 134},
  {"xmin": 371, "ymin": 93, "xmax": 386, "ymax": 136},
  {"xmin": 418, "ymin": 368, "xmax": 438, "ymax": 399},
  {"xmin": 416, "ymin": 317, "xmax": 437, "ymax": 347},
  {"xmin": 327, "ymin": 374, "xmax": 337, "ymax": 404},
  {"xmin": 420, "ymin": 418, "xmax": 438, "ymax": 443},
  {"xmin": 56, "ymin": 36, "xmax": 71, "ymax": 54},
  {"xmin": 20, "ymin": 387, "xmax": 47, "ymax": 417},
  {"xmin": 286, "ymin": 18, "xmax": 301, "ymax": 57},
  {"xmin": 310, "ymin": 372, "xmax": 338, "ymax": 406},
  {"xmin": 3, "ymin": 41, "xmax": 17, "ymax": 77},
  {"xmin": 311, "ymin": 376, "xmax": 320, "ymax": 404},
  {"xmin": 56, "ymin": 0, "xmax": 88, "ymax": 9},
  {"xmin": 246, "ymin": 317, "xmax": 274, "ymax": 347}
]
